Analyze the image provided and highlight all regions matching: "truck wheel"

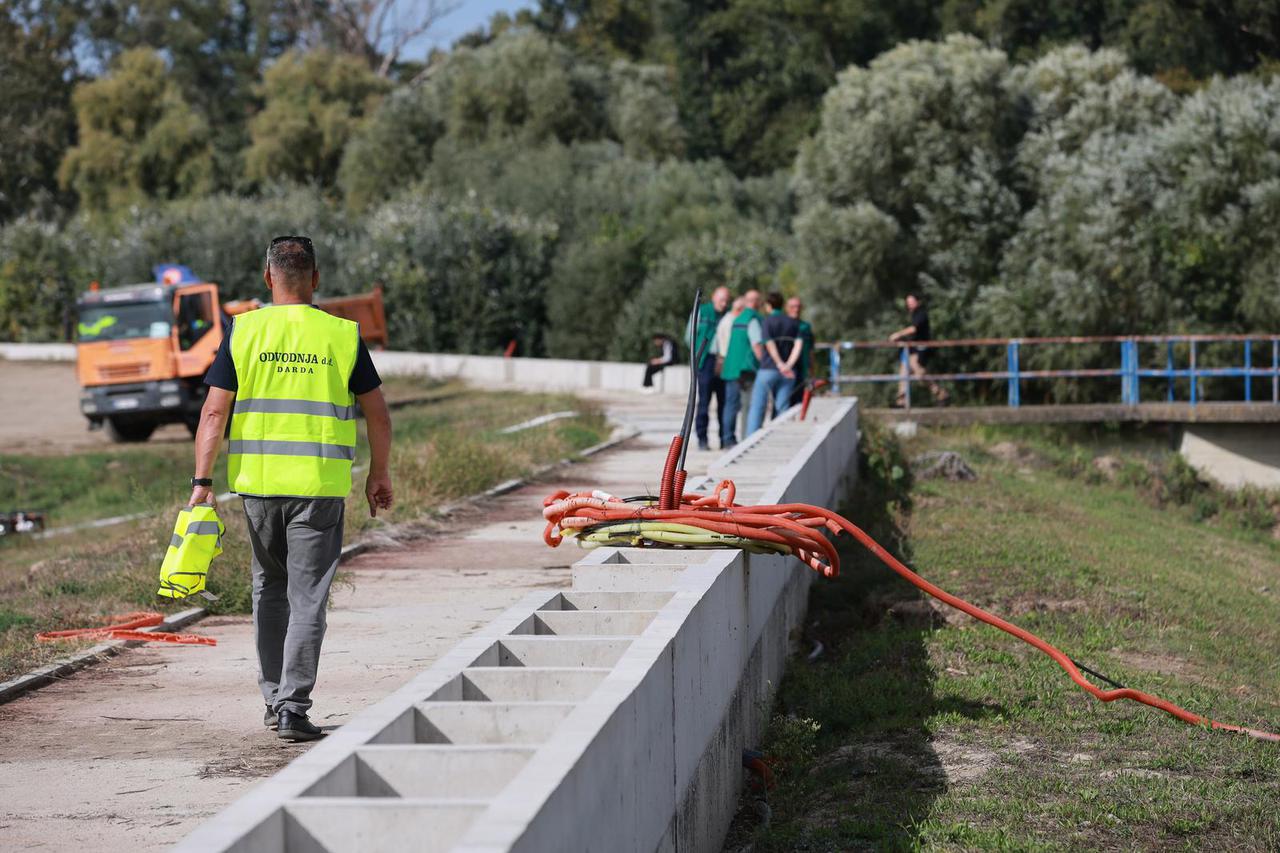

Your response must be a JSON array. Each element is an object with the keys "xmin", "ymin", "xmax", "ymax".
[{"xmin": 106, "ymin": 418, "xmax": 156, "ymax": 443}]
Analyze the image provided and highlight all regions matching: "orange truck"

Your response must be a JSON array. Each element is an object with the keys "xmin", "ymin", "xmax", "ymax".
[{"xmin": 76, "ymin": 268, "xmax": 387, "ymax": 442}]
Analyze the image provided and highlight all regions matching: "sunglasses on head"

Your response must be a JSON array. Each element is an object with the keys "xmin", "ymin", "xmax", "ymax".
[{"xmin": 270, "ymin": 235, "xmax": 314, "ymax": 249}]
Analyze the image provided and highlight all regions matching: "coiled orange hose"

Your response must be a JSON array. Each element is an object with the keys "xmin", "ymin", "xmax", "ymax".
[{"xmin": 543, "ymin": 480, "xmax": 1278, "ymax": 743}]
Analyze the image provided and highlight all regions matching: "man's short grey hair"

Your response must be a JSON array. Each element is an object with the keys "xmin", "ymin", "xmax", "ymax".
[{"xmin": 266, "ymin": 237, "xmax": 317, "ymax": 282}]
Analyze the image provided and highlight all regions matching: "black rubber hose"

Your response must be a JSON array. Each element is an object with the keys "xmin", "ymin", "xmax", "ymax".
[{"xmin": 677, "ymin": 288, "xmax": 703, "ymax": 472}]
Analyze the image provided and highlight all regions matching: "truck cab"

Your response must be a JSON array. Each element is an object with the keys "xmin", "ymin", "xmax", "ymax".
[{"xmin": 76, "ymin": 276, "xmax": 223, "ymax": 442}]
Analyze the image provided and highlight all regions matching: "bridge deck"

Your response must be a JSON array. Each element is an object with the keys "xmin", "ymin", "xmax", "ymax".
[{"xmin": 866, "ymin": 402, "xmax": 1280, "ymax": 426}]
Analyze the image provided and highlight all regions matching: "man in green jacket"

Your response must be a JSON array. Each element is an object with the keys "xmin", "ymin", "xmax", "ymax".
[
  {"xmin": 715, "ymin": 289, "xmax": 763, "ymax": 447},
  {"xmin": 685, "ymin": 285, "xmax": 730, "ymax": 450}
]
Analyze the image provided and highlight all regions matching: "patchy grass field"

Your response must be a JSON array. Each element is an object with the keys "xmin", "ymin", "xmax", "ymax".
[
  {"xmin": 728, "ymin": 420, "xmax": 1280, "ymax": 851},
  {"xmin": 0, "ymin": 386, "xmax": 607, "ymax": 681}
]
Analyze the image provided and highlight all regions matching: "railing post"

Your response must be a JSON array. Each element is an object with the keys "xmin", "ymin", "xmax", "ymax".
[
  {"xmin": 900, "ymin": 345, "xmax": 911, "ymax": 409},
  {"xmin": 1189, "ymin": 340, "xmax": 1198, "ymax": 406},
  {"xmin": 828, "ymin": 345, "xmax": 841, "ymax": 394},
  {"xmin": 1273, "ymin": 338, "xmax": 1278, "ymax": 404},
  {"xmin": 1120, "ymin": 339, "xmax": 1138, "ymax": 405},
  {"xmin": 1007, "ymin": 340, "xmax": 1020, "ymax": 407},
  {"xmin": 1244, "ymin": 340, "xmax": 1252, "ymax": 403},
  {"xmin": 1166, "ymin": 341, "xmax": 1175, "ymax": 403}
]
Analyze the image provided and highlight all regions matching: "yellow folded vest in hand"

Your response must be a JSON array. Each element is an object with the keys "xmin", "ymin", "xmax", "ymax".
[{"xmin": 158, "ymin": 504, "xmax": 225, "ymax": 601}]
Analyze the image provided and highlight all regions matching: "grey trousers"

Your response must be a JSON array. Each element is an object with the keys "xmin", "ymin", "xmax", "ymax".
[{"xmin": 243, "ymin": 497, "xmax": 345, "ymax": 715}]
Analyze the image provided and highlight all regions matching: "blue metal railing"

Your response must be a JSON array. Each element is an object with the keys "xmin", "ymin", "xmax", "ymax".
[{"xmin": 820, "ymin": 335, "xmax": 1280, "ymax": 408}]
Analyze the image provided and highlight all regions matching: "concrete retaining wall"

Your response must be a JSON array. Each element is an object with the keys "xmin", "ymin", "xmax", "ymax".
[
  {"xmin": 176, "ymin": 397, "xmax": 860, "ymax": 853},
  {"xmin": 0, "ymin": 343, "xmax": 690, "ymax": 397},
  {"xmin": 1179, "ymin": 424, "xmax": 1280, "ymax": 489},
  {"xmin": 372, "ymin": 351, "xmax": 691, "ymax": 397},
  {"xmin": 0, "ymin": 342, "xmax": 76, "ymax": 361}
]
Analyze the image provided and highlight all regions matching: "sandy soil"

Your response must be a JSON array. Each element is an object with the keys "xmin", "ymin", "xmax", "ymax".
[
  {"xmin": 0, "ymin": 360, "xmax": 189, "ymax": 454},
  {"xmin": 0, "ymin": 393, "xmax": 709, "ymax": 851}
]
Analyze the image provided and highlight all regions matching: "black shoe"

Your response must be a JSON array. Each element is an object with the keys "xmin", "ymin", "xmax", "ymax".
[
  {"xmin": 264, "ymin": 705, "xmax": 278, "ymax": 730},
  {"xmin": 277, "ymin": 710, "xmax": 324, "ymax": 742},
  {"xmin": 697, "ymin": 441, "xmax": 710, "ymax": 452}
]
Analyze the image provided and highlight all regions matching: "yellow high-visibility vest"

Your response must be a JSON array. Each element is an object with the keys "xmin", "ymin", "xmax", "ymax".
[
  {"xmin": 228, "ymin": 305, "xmax": 360, "ymax": 498},
  {"xmin": 158, "ymin": 504, "xmax": 224, "ymax": 600}
]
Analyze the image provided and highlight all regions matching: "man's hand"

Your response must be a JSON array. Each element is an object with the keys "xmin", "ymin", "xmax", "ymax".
[
  {"xmin": 781, "ymin": 366, "xmax": 795, "ymax": 379},
  {"xmin": 365, "ymin": 472, "xmax": 394, "ymax": 518},
  {"xmin": 188, "ymin": 485, "xmax": 216, "ymax": 508}
]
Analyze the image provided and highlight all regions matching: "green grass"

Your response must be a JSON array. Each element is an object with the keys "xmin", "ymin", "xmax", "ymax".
[
  {"xmin": 0, "ymin": 375, "xmax": 452, "ymax": 530},
  {"xmin": 728, "ymin": 420, "xmax": 1280, "ymax": 851},
  {"xmin": 0, "ymin": 450, "xmax": 230, "ymax": 527},
  {"xmin": 0, "ymin": 388, "xmax": 608, "ymax": 680}
]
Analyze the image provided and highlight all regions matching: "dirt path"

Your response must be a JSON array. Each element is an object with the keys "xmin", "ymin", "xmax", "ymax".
[
  {"xmin": 0, "ymin": 393, "xmax": 708, "ymax": 851},
  {"xmin": 0, "ymin": 360, "xmax": 188, "ymax": 454}
]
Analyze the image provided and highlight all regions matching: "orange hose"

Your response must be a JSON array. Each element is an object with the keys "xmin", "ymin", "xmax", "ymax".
[
  {"xmin": 543, "ymin": 481, "xmax": 1279, "ymax": 743},
  {"xmin": 658, "ymin": 435, "xmax": 683, "ymax": 510},
  {"xmin": 36, "ymin": 611, "xmax": 217, "ymax": 646}
]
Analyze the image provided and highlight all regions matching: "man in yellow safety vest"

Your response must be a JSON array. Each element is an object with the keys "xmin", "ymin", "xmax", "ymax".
[{"xmin": 187, "ymin": 235, "xmax": 394, "ymax": 742}]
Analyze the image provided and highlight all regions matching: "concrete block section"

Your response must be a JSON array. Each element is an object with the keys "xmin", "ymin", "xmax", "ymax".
[
  {"xmin": 510, "ymin": 610, "xmax": 657, "ymax": 636},
  {"xmin": 301, "ymin": 746, "xmax": 535, "ymax": 800},
  {"xmin": 427, "ymin": 667, "xmax": 611, "ymax": 702},
  {"xmin": 470, "ymin": 637, "xmax": 634, "ymax": 668},
  {"xmin": 538, "ymin": 590, "xmax": 675, "ymax": 611},
  {"xmin": 369, "ymin": 702, "xmax": 577, "ymax": 746},
  {"xmin": 284, "ymin": 799, "xmax": 487, "ymax": 853}
]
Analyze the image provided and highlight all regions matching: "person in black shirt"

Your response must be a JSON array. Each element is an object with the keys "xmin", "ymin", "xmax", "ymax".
[
  {"xmin": 889, "ymin": 293, "xmax": 949, "ymax": 406},
  {"xmin": 641, "ymin": 333, "xmax": 677, "ymax": 393}
]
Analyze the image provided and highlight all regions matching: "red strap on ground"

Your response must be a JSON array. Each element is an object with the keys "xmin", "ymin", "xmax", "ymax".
[{"xmin": 36, "ymin": 611, "xmax": 216, "ymax": 646}]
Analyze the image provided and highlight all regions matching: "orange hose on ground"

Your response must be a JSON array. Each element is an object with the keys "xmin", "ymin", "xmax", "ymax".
[
  {"xmin": 542, "ymin": 480, "xmax": 1279, "ymax": 743},
  {"xmin": 36, "ymin": 611, "xmax": 217, "ymax": 646}
]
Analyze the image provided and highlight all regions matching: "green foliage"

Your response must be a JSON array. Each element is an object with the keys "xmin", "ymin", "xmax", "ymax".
[
  {"xmin": 610, "ymin": 224, "xmax": 792, "ymax": 360},
  {"xmin": 352, "ymin": 197, "xmax": 558, "ymax": 354},
  {"xmin": 0, "ymin": 5, "xmax": 77, "ymax": 222},
  {"xmin": 244, "ymin": 49, "xmax": 390, "ymax": 188},
  {"xmin": 90, "ymin": 187, "xmax": 358, "ymax": 301},
  {"xmin": 858, "ymin": 418, "xmax": 913, "ymax": 512},
  {"xmin": 339, "ymin": 31, "xmax": 682, "ymax": 210},
  {"xmin": 666, "ymin": 0, "xmax": 939, "ymax": 173},
  {"xmin": 794, "ymin": 34, "xmax": 1020, "ymax": 336},
  {"xmin": 979, "ymin": 72, "xmax": 1280, "ymax": 339},
  {"xmin": 58, "ymin": 49, "xmax": 214, "ymax": 211},
  {"xmin": 0, "ymin": 219, "xmax": 92, "ymax": 341},
  {"xmin": 337, "ymin": 84, "xmax": 447, "ymax": 210}
]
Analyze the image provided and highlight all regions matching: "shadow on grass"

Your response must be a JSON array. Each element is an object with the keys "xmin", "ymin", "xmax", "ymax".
[{"xmin": 725, "ymin": 420, "xmax": 1007, "ymax": 851}]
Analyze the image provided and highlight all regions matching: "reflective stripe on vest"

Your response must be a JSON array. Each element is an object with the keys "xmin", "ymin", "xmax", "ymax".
[
  {"xmin": 721, "ymin": 307, "xmax": 760, "ymax": 381},
  {"xmin": 228, "ymin": 305, "xmax": 360, "ymax": 498}
]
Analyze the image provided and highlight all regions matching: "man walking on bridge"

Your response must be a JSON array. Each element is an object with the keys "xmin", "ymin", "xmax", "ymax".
[
  {"xmin": 187, "ymin": 236, "xmax": 394, "ymax": 742},
  {"xmin": 889, "ymin": 292, "xmax": 949, "ymax": 407}
]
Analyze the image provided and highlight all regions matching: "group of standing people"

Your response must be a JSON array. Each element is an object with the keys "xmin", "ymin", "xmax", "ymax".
[
  {"xmin": 647, "ymin": 288, "xmax": 945, "ymax": 446},
  {"xmin": 685, "ymin": 287, "xmax": 814, "ymax": 451}
]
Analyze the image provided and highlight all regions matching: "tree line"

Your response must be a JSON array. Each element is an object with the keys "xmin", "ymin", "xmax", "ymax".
[{"xmin": 2, "ymin": 0, "xmax": 1279, "ymax": 367}]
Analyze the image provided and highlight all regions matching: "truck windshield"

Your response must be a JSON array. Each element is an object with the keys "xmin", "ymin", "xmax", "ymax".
[{"xmin": 77, "ymin": 301, "xmax": 171, "ymax": 342}]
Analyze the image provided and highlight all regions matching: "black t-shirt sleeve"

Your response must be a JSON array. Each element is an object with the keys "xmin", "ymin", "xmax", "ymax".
[
  {"xmin": 910, "ymin": 307, "xmax": 931, "ymax": 342},
  {"xmin": 349, "ymin": 337, "xmax": 382, "ymax": 396},
  {"xmin": 203, "ymin": 323, "xmax": 237, "ymax": 391}
]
